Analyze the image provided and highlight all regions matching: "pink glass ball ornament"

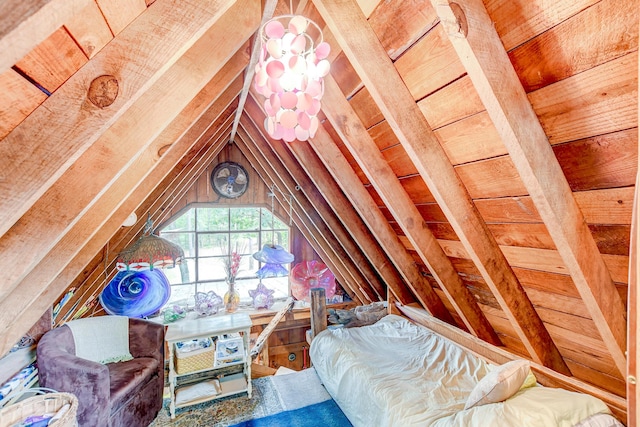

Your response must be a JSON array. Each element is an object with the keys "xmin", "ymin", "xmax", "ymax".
[{"xmin": 254, "ymin": 15, "xmax": 330, "ymax": 143}]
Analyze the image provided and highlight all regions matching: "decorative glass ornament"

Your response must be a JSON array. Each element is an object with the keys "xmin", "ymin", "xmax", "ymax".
[
  {"xmin": 249, "ymin": 282, "xmax": 275, "ymax": 309},
  {"xmin": 224, "ymin": 280, "xmax": 241, "ymax": 313},
  {"xmin": 194, "ymin": 291, "xmax": 223, "ymax": 317}
]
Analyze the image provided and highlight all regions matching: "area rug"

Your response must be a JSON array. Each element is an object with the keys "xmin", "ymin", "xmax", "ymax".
[{"xmin": 149, "ymin": 368, "xmax": 352, "ymax": 427}]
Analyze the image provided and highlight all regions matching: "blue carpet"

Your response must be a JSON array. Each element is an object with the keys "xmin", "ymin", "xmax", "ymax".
[{"xmin": 230, "ymin": 399, "xmax": 352, "ymax": 427}]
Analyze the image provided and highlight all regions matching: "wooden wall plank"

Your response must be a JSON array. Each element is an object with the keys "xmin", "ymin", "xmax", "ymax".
[
  {"xmin": 553, "ymin": 129, "xmax": 637, "ymax": 192},
  {"xmin": 434, "ymin": 111, "xmax": 507, "ymax": 165},
  {"xmin": 0, "ymin": 0, "xmax": 240, "ymax": 239},
  {"xmin": 0, "ymin": 69, "xmax": 46, "ymax": 139},
  {"xmin": 509, "ymin": 0, "xmax": 637, "ymax": 92},
  {"xmin": 95, "ymin": 0, "xmax": 147, "ymax": 35},
  {"xmin": 0, "ymin": 0, "xmax": 91, "ymax": 72},
  {"xmin": 65, "ymin": 1, "xmax": 114, "ymax": 58},
  {"xmin": 368, "ymin": 0, "xmax": 438, "ymax": 60},
  {"xmin": 395, "ymin": 23, "xmax": 466, "ymax": 100},
  {"xmin": 529, "ymin": 51, "xmax": 637, "ymax": 145},
  {"xmin": 455, "ymin": 156, "xmax": 529, "ymax": 199},
  {"xmin": 418, "ymin": 75, "xmax": 485, "ymax": 129},
  {"xmin": 484, "ymin": 0, "xmax": 600, "ymax": 52},
  {"xmin": 14, "ymin": 27, "xmax": 88, "ymax": 93}
]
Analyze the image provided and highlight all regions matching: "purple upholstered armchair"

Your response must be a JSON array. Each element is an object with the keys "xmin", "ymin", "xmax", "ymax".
[{"xmin": 37, "ymin": 317, "xmax": 164, "ymax": 427}]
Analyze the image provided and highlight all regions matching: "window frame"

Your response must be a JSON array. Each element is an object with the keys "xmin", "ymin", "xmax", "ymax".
[{"xmin": 158, "ymin": 204, "xmax": 291, "ymax": 305}]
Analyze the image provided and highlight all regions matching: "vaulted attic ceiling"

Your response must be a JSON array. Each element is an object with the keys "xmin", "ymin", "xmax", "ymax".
[{"xmin": 0, "ymin": 0, "xmax": 636, "ymax": 408}]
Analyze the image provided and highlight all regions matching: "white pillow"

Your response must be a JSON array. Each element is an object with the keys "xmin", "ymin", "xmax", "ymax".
[{"xmin": 464, "ymin": 360, "xmax": 530, "ymax": 409}]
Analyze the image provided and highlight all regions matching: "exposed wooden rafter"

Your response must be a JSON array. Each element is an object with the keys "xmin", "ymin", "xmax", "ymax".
[
  {"xmin": 431, "ymin": 0, "xmax": 627, "ymax": 377},
  {"xmin": 240, "ymin": 110, "xmax": 385, "ymax": 300},
  {"xmin": 243, "ymin": 94, "xmax": 417, "ymax": 305},
  {"xmin": 313, "ymin": 0, "xmax": 570, "ymax": 374},
  {"xmin": 0, "ymin": 0, "xmax": 240, "ymax": 239},
  {"xmin": 234, "ymin": 129, "xmax": 368, "ymax": 303}
]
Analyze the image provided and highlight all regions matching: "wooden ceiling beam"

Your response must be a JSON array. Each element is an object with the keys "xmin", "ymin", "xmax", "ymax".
[
  {"xmin": 431, "ymin": 0, "xmax": 627, "ymax": 377},
  {"xmin": 319, "ymin": 73, "xmax": 497, "ymax": 341},
  {"xmin": 0, "ymin": 71, "xmax": 242, "ymax": 355},
  {"xmin": 243, "ymin": 92, "xmax": 415, "ymax": 305},
  {"xmin": 0, "ymin": 0, "xmax": 91, "ymax": 72},
  {"xmin": 234, "ymin": 131, "xmax": 366, "ymax": 303},
  {"xmin": 0, "ymin": 0, "xmax": 243, "ymax": 238},
  {"xmin": 55, "ymin": 90, "xmax": 242, "ymax": 324},
  {"xmin": 0, "ymin": 1, "xmax": 257, "ymax": 302},
  {"xmin": 241, "ymin": 99, "xmax": 386, "ymax": 301},
  {"xmin": 313, "ymin": 0, "xmax": 569, "ymax": 374}
]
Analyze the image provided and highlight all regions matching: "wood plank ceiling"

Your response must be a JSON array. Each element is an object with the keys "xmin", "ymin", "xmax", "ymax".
[{"xmin": 0, "ymin": 0, "xmax": 636, "ymax": 408}]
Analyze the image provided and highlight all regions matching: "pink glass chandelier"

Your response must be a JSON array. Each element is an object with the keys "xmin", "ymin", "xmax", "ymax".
[{"xmin": 254, "ymin": 15, "xmax": 330, "ymax": 142}]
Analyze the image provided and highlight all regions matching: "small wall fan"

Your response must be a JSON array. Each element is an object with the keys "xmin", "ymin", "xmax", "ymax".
[{"xmin": 210, "ymin": 161, "xmax": 249, "ymax": 199}]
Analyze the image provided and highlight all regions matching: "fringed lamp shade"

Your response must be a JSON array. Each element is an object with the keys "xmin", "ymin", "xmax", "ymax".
[
  {"xmin": 116, "ymin": 234, "xmax": 184, "ymax": 271},
  {"xmin": 254, "ymin": 15, "xmax": 330, "ymax": 142}
]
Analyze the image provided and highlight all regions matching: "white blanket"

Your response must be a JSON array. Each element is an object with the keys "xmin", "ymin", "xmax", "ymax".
[
  {"xmin": 310, "ymin": 315, "xmax": 615, "ymax": 427},
  {"xmin": 66, "ymin": 315, "xmax": 133, "ymax": 364}
]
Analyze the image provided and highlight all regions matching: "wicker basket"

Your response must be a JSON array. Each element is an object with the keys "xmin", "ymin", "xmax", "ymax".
[
  {"xmin": 0, "ymin": 391, "xmax": 78, "ymax": 427},
  {"xmin": 175, "ymin": 338, "xmax": 215, "ymax": 374}
]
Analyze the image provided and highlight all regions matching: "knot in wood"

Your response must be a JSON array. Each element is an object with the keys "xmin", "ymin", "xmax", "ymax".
[
  {"xmin": 438, "ymin": 2, "xmax": 468, "ymax": 38},
  {"xmin": 88, "ymin": 75, "xmax": 119, "ymax": 108}
]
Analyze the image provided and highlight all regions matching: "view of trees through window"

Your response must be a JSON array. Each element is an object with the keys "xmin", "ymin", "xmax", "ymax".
[{"xmin": 159, "ymin": 206, "xmax": 290, "ymax": 308}]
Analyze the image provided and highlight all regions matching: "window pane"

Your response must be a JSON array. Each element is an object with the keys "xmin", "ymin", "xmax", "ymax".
[
  {"xmin": 230, "ymin": 232, "xmax": 258, "ymax": 255},
  {"xmin": 198, "ymin": 234, "xmax": 228, "ymax": 257},
  {"xmin": 163, "ymin": 209, "xmax": 195, "ymax": 231},
  {"xmin": 261, "ymin": 209, "xmax": 274, "ymax": 228},
  {"xmin": 162, "ymin": 232, "xmax": 196, "ymax": 258},
  {"xmin": 272, "ymin": 214, "xmax": 288, "ymax": 230},
  {"xmin": 197, "ymin": 207, "xmax": 229, "ymax": 231},
  {"xmin": 198, "ymin": 256, "xmax": 226, "ymax": 281},
  {"xmin": 273, "ymin": 230, "xmax": 289, "ymax": 248},
  {"xmin": 165, "ymin": 283, "xmax": 196, "ymax": 307},
  {"xmin": 230, "ymin": 208, "xmax": 259, "ymax": 231},
  {"xmin": 260, "ymin": 231, "xmax": 274, "ymax": 247},
  {"xmin": 163, "ymin": 259, "xmax": 195, "ymax": 285}
]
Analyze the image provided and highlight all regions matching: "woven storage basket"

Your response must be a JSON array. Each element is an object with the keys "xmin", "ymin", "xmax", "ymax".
[
  {"xmin": 0, "ymin": 391, "xmax": 78, "ymax": 427},
  {"xmin": 175, "ymin": 338, "xmax": 215, "ymax": 374}
]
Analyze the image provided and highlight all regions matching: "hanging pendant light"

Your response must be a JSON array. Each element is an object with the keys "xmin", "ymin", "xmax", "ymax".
[
  {"xmin": 116, "ymin": 215, "xmax": 184, "ymax": 271},
  {"xmin": 254, "ymin": 14, "xmax": 330, "ymax": 142}
]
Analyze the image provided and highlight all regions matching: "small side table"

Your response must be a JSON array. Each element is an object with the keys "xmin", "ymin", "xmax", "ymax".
[{"xmin": 165, "ymin": 313, "xmax": 252, "ymax": 419}]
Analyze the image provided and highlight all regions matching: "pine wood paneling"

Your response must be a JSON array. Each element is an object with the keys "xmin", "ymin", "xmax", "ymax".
[
  {"xmin": 369, "ymin": 0, "xmax": 438, "ymax": 60},
  {"xmin": 509, "ymin": 0, "xmax": 637, "ymax": 92},
  {"xmin": 484, "ymin": 0, "xmax": 600, "ymax": 51},
  {"xmin": 395, "ymin": 23, "xmax": 466, "ymax": 100},
  {"xmin": 529, "ymin": 51, "xmax": 637, "ymax": 145},
  {"xmin": 456, "ymin": 156, "xmax": 529, "ymax": 199},
  {"xmin": 0, "ymin": 69, "xmax": 46, "ymax": 139},
  {"xmin": 434, "ymin": 111, "xmax": 507, "ymax": 165},
  {"xmin": 418, "ymin": 75, "xmax": 485, "ymax": 129},
  {"xmin": 553, "ymin": 129, "xmax": 637, "ymax": 192},
  {"xmin": 14, "ymin": 26, "xmax": 88, "ymax": 92}
]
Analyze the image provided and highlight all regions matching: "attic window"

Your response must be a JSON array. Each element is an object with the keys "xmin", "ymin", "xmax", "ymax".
[{"xmin": 158, "ymin": 206, "xmax": 290, "ymax": 309}]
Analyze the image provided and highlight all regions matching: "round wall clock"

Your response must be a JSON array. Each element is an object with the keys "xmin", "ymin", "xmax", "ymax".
[{"xmin": 210, "ymin": 161, "xmax": 249, "ymax": 199}]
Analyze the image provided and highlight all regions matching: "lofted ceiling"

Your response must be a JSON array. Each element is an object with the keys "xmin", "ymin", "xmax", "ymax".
[{"xmin": 0, "ymin": 0, "xmax": 637, "ymax": 417}]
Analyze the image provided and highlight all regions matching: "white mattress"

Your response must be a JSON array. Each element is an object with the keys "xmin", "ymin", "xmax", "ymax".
[{"xmin": 310, "ymin": 315, "xmax": 619, "ymax": 427}]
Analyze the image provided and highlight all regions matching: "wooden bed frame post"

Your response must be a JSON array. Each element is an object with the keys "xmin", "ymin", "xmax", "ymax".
[{"xmin": 310, "ymin": 288, "xmax": 328, "ymax": 341}]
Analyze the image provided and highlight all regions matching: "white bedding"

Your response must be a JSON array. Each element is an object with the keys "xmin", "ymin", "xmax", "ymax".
[{"xmin": 310, "ymin": 315, "xmax": 620, "ymax": 427}]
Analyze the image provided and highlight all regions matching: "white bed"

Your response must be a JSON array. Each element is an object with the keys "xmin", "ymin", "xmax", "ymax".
[{"xmin": 310, "ymin": 315, "xmax": 623, "ymax": 427}]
